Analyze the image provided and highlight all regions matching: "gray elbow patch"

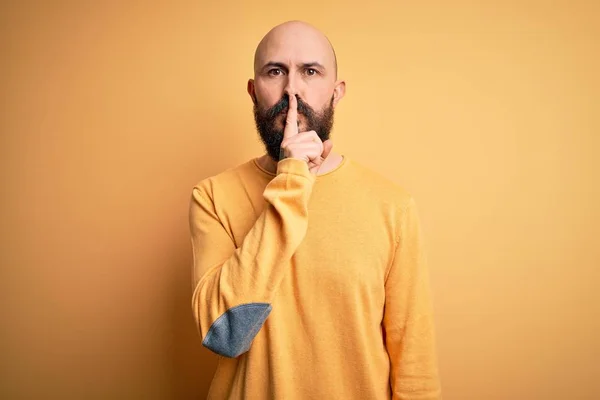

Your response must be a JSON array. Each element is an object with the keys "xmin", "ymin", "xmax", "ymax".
[{"xmin": 202, "ymin": 303, "xmax": 272, "ymax": 358}]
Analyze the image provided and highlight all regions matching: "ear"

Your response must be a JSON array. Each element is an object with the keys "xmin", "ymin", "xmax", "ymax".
[
  {"xmin": 332, "ymin": 80, "xmax": 346, "ymax": 108},
  {"xmin": 247, "ymin": 79, "xmax": 257, "ymax": 104}
]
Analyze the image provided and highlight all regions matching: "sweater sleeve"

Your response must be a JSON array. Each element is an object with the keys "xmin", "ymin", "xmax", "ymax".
[
  {"xmin": 189, "ymin": 158, "xmax": 315, "ymax": 358},
  {"xmin": 383, "ymin": 197, "xmax": 442, "ymax": 399}
]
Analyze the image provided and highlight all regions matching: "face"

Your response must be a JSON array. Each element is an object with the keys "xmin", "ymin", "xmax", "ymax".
[
  {"xmin": 253, "ymin": 93, "xmax": 334, "ymax": 162},
  {"xmin": 248, "ymin": 23, "xmax": 345, "ymax": 161}
]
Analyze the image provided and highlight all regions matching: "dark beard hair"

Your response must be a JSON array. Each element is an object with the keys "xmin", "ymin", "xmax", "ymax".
[{"xmin": 253, "ymin": 94, "xmax": 334, "ymax": 162}]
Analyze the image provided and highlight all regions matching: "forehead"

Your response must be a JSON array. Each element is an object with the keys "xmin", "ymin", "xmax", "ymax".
[{"xmin": 255, "ymin": 27, "xmax": 334, "ymax": 71}]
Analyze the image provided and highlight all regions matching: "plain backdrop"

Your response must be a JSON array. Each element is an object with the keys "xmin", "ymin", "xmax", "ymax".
[{"xmin": 1, "ymin": 1, "xmax": 598, "ymax": 399}]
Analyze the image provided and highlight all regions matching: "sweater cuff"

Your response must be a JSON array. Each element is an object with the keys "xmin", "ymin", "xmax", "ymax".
[{"xmin": 276, "ymin": 158, "xmax": 314, "ymax": 180}]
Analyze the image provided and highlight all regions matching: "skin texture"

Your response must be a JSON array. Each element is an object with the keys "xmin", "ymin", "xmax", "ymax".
[{"xmin": 248, "ymin": 21, "xmax": 346, "ymax": 175}]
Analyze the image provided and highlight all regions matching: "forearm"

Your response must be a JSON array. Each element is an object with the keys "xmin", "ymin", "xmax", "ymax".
[{"xmin": 191, "ymin": 158, "xmax": 315, "ymax": 357}]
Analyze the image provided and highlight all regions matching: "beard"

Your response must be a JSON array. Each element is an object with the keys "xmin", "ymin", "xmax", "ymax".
[{"xmin": 253, "ymin": 94, "xmax": 335, "ymax": 162}]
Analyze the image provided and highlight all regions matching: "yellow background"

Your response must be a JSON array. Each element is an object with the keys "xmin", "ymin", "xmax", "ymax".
[{"xmin": 1, "ymin": 1, "xmax": 598, "ymax": 399}]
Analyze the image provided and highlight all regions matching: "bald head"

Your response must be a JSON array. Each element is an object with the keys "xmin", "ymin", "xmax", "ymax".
[
  {"xmin": 253, "ymin": 21, "xmax": 338, "ymax": 79},
  {"xmin": 248, "ymin": 21, "xmax": 346, "ymax": 162}
]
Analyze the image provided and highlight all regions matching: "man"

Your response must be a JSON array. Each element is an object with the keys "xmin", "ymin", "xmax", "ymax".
[{"xmin": 189, "ymin": 20, "xmax": 441, "ymax": 399}]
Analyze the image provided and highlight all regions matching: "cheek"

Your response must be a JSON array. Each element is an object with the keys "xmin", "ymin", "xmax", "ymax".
[
  {"xmin": 255, "ymin": 81, "xmax": 282, "ymax": 108},
  {"xmin": 304, "ymin": 87, "xmax": 334, "ymax": 111}
]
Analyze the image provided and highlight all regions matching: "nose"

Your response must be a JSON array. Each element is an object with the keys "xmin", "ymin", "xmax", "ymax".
[{"xmin": 283, "ymin": 73, "xmax": 299, "ymax": 98}]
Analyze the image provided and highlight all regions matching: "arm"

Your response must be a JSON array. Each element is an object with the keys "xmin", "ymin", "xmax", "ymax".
[
  {"xmin": 189, "ymin": 158, "xmax": 315, "ymax": 358},
  {"xmin": 384, "ymin": 197, "xmax": 442, "ymax": 399}
]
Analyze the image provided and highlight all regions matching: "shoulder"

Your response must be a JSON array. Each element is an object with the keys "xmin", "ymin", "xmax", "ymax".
[
  {"xmin": 347, "ymin": 158, "xmax": 415, "ymax": 209},
  {"xmin": 191, "ymin": 159, "xmax": 258, "ymax": 199}
]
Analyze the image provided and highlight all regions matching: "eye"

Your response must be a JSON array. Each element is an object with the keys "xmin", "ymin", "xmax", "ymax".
[
  {"xmin": 268, "ymin": 68, "xmax": 283, "ymax": 76},
  {"xmin": 306, "ymin": 68, "xmax": 318, "ymax": 76}
]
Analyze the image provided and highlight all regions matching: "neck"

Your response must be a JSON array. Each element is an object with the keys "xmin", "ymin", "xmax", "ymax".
[{"xmin": 257, "ymin": 152, "xmax": 344, "ymax": 176}]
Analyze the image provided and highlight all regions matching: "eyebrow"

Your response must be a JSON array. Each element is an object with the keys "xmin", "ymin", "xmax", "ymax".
[{"xmin": 261, "ymin": 61, "xmax": 327, "ymax": 72}]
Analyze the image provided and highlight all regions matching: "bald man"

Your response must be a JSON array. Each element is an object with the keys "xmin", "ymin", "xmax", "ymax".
[{"xmin": 189, "ymin": 21, "xmax": 441, "ymax": 399}]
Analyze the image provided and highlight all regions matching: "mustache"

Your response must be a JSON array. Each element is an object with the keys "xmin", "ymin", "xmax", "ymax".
[{"xmin": 265, "ymin": 95, "xmax": 315, "ymax": 120}]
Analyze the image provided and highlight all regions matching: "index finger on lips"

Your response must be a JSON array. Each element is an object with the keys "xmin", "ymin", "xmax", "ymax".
[{"xmin": 283, "ymin": 93, "xmax": 298, "ymax": 139}]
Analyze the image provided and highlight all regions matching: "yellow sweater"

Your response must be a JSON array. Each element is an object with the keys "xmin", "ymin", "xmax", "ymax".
[{"xmin": 189, "ymin": 156, "xmax": 441, "ymax": 399}]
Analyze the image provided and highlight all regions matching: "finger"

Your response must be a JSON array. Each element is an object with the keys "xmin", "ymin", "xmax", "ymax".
[
  {"xmin": 282, "ymin": 93, "xmax": 298, "ymax": 139},
  {"xmin": 308, "ymin": 160, "xmax": 324, "ymax": 175},
  {"xmin": 287, "ymin": 142, "xmax": 322, "ymax": 153},
  {"xmin": 285, "ymin": 142, "xmax": 323, "ymax": 159},
  {"xmin": 321, "ymin": 139, "xmax": 333, "ymax": 160},
  {"xmin": 285, "ymin": 142, "xmax": 323, "ymax": 160},
  {"xmin": 281, "ymin": 130, "xmax": 319, "ymax": 148}
]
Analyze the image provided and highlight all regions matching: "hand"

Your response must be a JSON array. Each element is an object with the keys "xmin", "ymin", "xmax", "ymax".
[{"xmin": 279, "ymin": 93, "xmax": 333, "ymax": 175}]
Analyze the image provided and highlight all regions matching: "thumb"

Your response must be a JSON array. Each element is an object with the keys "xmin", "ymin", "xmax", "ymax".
[{"xmin": 321, "ymin": 139, "xmax": 333, "ymax": 160}]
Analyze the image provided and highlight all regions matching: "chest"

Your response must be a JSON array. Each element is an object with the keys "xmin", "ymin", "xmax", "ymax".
[
  {"xmin": 293, "ymin": 197, "xmax": 394, "ymax": 298},
  {"xmin": 230, "ymin": 188, "xmax": 395, "ymax": 294}
]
